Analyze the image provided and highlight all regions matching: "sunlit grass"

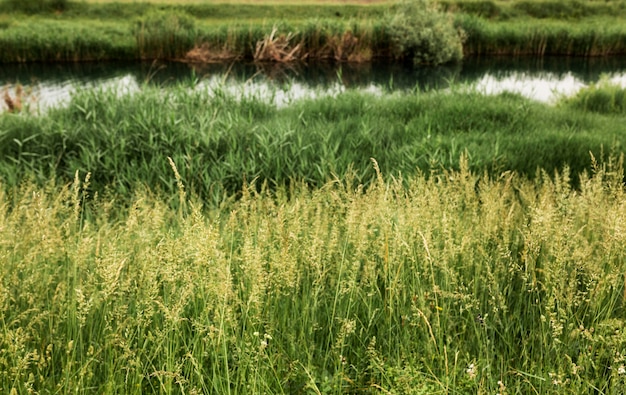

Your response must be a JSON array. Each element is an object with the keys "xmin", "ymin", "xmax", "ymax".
[{"xmin": 1, "ymin": 155, "xmax": 625, "ymax": 393}]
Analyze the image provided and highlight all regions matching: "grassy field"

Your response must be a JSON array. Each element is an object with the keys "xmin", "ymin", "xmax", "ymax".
[
  {"xmin": 2, "ymin": 1, "xmax": 626, "ymax": 393},
  {"xmin": 1, "ymin": 145, "xmax": 626, "ymax": 393}
]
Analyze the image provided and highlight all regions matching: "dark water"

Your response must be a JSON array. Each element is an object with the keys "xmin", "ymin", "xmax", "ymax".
[{"xmin": 2, "ymin": 56, "xmax": 626, "ymax": 111}]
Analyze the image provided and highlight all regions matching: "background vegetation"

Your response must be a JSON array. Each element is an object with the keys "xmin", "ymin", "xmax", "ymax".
[{"xmin": 1, "ymin": 0, "xmax": 626, "ymax": 63}]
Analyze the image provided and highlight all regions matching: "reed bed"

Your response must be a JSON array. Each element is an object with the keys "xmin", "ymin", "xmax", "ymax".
[
  {"xmin": 1, "ymin": 156, "xmax": 625, "ymax": 393},
  {"xmin": 2, "ymin": 1, "xmax": 626, "ymax": 63},
  {"xmin": 0, "ymin": 19, "xmax": 134, "ymax": 63},
  {"xmin": 459, "ymin": 16, "xmax": 626, "ymax": 57},
  {"xmin": 1, "ymin": 85, "xmax": 625, "ymax": 203}
]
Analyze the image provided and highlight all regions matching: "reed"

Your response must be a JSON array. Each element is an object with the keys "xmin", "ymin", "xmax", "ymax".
[
  {"xmin": 135, "ymin": 10, "xmax": 197, "ymax": 60},
  {"xmin": 1, "ymin": 155, "xmax": 625, "ymax": 393},
  {"xmin": 0, "ymin": 19, "xmax": 134, "ymax": 63},
  {"xmin": 2, "ymin": 0, "xmax": 626, "ymax": 63},
  {"xmin": 459, "ymin": 16, "xmax": 626, "ymax": 56},
  {"xmin": 1, "ymin": 85, "xmax": 625, "ymax": 203},
  {"xmin": 561, "ymin": 80, "xmax": 626, "ymax": 115}
]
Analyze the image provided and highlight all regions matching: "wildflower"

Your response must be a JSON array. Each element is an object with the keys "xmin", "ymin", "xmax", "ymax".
[
  {"xmin": 618, "ymin": 365, "xmax": 626, "ymax": 375},
  {"xmin": 466, "ymin": 363, "xmax": 477, "ymax": 379}
]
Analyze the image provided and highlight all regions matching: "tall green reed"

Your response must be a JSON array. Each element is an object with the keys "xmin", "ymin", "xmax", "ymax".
[{"xmin": 1, "ymin": 85, "xmax": 625, "ymax": 204}]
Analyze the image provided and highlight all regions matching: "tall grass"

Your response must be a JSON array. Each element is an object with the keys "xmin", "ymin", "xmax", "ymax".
[
  {"xmin": 458, "ymin": 15, "xmax": 626, "ymax": 56},
  {"xmin": 1, "ymin": 85, "xmax": 625, "ymax": 203},
  {"xmin": 2, "ymin": 1, "xmax": 626, "ymax": 62},
  {"xmin": 561, "ymin": 80, "xmax": 626, "ymax": 115},
  {"xmin": 1, "ymin": 156, "xmax": 626, "ymax": 393},
  {"xmin": 135, "ymin": 10, "xmax": 197, "ymax": 60},
  {"xmin": 0, "ymin": 19, "xmax": 134, "ymax": 62}
]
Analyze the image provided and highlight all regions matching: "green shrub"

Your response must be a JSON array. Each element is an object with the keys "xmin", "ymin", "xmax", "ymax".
[
  {"xmin": 134, "ymin": 10, "xmax": 197, "ymax": 60},
  {"xmin": 387, "ymin": 0, "xmax": 465, "ymax": 65}
]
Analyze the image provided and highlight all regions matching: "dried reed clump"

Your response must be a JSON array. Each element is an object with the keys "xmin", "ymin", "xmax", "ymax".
[
  {"xmin": 254, "ymin": 27, "xmax": 303, "ymax": 63},
  {"xmin": 313, "ymin": 31, "xmax": 372, "ymax": 62},
  {"xmin": 184, "ymin": 43, "xmax": 241, "ymax": 63},
  {"xmin": 2, "ymin": 85, "xmax": 22, "ymax": 113}
]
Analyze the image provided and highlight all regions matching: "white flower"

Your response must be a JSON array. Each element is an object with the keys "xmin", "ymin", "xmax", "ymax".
[{"xmin": 466, "ymin": 363, "xmax": 477, "ymax": 379}]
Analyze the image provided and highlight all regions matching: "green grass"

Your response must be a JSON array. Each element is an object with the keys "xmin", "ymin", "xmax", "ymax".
[
  {"xmin": 1, "ymin": 84, "xmax": 626, "ymax": 203},
  {"xmin": 1, "ymin": 0, "xmax": 626, "ymax": 63},
  {"xmin": 561, "ymin": 79, "xmax": 626, "ymax": 115},
  {"xmin": 458, "ymin": 15, "xmax": 626, "ymax": 56},
  {"xmin": 1, "ymin": 153, "xmax": 626, "ymax": 393}
]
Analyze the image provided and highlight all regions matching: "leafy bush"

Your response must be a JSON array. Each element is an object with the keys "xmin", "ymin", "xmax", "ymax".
[{"xmin": 387, "ymin": 0, "xmax": 465, "ymax": 65}]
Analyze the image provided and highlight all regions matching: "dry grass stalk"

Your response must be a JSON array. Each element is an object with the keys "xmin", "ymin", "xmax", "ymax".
[
  {"xmin": 254, "ymin": 27, "xmax": 303, "ymax": 62},
  {"xmin": 183, "ymin": 43, "xmax": 241, "ymax": 63},
  {"xmin": 3, "ymin": 85, "xmax": 23, "ymax": 113},
  {"xmin": 310, "ymin": 31, "xmax": 371, "ymax": 62}
]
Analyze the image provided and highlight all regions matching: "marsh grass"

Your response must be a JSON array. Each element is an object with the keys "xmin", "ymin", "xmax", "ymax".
[
  {"xmin": 2, "ymin": 1, "xmax": 626, "ymax": 62},
  {"xmin": 1, "ymin": 84, "xmax": 626, "ymax": 203},
  {"xmin": 561, "ymin": 80, "xmax": 626, "ymax": 115},
  {"xmin": 1, "ymin": 156, "xmax": 626, "ymax": 393},
  {"xmin": 458, "ymin": 15, "xmax": 626, "ymax": 56}
]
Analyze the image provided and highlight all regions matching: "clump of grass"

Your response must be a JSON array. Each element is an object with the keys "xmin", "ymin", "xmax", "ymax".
[
  {"xmin": 0, "ymin": 19, "xmax": 134, "ymax": 62},
  {"xmin": 1, "ymin": 155, "xmax": 626, "ymax": 393},
  {"xmin": 560, "ymin": 79, "xmax": 626, "ymax": 115},
  {"xmin": 2, "ymin": 84, "xmax": 22, "ymax": 113},
  {"xmin": 134, "ymin": 10, "xmax": 197, "ymax": 60},
  {"xmin": 458, "ymin": 16, "xmax": 626, "ymax": 57},
  {"xmin": 253, "ymin": 27, "xmax": 303, "ymax": 62}
]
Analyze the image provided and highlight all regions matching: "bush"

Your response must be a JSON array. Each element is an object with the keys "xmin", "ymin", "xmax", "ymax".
[{"xmin": 387, "ymin": 0, "xmax": 465, "ymax": 65}]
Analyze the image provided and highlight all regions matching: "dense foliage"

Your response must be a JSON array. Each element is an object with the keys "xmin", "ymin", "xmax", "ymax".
[
  {"xmin": 2, "ymin": 85, "xmax": 625, "ymax": 203},
  {"xmin": 387, "ymin": 0, "xmax": 465, "ymax": 65}
]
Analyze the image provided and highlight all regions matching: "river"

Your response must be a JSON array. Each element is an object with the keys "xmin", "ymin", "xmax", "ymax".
[{"xmin": 1, "ymin": 56, "xmax": 626, "ymax": 112}]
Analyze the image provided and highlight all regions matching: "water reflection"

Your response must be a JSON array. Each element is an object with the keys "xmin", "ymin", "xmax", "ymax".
[{"xmin": 1, "ymin": 56, "xmax": 626, "ymax": 112}]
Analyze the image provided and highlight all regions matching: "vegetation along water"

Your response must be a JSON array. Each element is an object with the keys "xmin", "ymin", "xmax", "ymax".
[
  {"xmin": 2, "ymin": 0, "xmax": 626, "ymax": 394},
  {"xmin": 2, "ymin": 0, "xmax": 626, "ymax": 63}
]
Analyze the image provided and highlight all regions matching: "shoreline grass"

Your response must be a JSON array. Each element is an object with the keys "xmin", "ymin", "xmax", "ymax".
[
  {"xmin": 1, "ymin": 156, "xmax": 625, "ymax": 393},
  {"xmin": 2, "ymin": 1, "xmax": 626, "ymax": 63},
  {"xmin": 2, "ymin": 84, "xmax": 626, "ymax": 203}
]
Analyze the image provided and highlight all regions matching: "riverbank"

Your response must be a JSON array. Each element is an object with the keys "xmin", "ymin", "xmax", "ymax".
[{"xmin": 2, "ymin": 0, "xmax": 626, "ymax": 63}]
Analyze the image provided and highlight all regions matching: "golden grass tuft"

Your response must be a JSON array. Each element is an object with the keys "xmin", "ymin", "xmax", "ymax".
[{"xmin": 253, "ymin": 27, "xmax": 303, "ymax": 63}]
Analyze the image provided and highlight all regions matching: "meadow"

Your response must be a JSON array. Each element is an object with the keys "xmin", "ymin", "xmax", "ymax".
[
  {"xmin": 3, "ymin": 0, "xmax": 626, "ymax": 393},
  {"xmin": 2, "ymin": 82, "xmax": 626, "ymax": 393},
  {"xmin": 1, "ymin": 146, "xmax": 626, "ymax": 394}
]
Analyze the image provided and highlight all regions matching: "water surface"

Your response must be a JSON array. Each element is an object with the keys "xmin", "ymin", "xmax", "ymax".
[{"xmin": 2, "ymin": 56, "xmax": 626, "ymax": 112}]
